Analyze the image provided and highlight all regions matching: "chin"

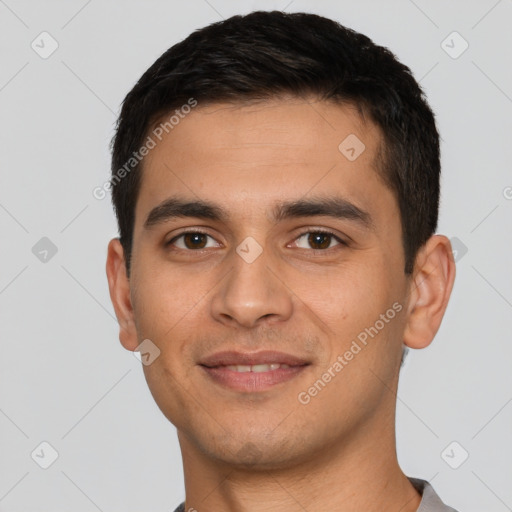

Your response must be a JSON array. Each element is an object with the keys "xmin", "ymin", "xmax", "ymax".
[{"xmin": 199, "ymin": 433, "xmax": 314, "ymax": 472}]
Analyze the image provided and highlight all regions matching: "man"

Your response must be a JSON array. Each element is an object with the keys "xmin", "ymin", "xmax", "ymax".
[{"xmin": 106, "ymin": 11, "xmax": 458, "ymax": 512}]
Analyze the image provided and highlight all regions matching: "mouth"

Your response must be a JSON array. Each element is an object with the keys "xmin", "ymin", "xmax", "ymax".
[
  {"xmin": 213, "ymin": 362, "xmax": 294, "ymax": 372},
  {"xmin": 199, "ymin": 350, "xmax": 311, "ymax": 392}
]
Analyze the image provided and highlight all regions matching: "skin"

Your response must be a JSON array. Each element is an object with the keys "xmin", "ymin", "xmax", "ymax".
[{"xmin": 106, "ymin": 97, "xmax": 455, "ymax": 512}]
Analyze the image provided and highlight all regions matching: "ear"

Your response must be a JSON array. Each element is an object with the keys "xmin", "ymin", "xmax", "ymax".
[
  {"xmin": 403, "ymin": 235, "xmax": 456, "ymax": 349},
  {"xmin": 106, "ymin": 238, "xmax": 139, "ymax": 351}
]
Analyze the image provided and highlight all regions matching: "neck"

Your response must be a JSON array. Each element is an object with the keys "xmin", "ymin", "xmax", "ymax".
[{"xmin": 177, "ymin": 397, "xmax": 421, "ymax": 512}]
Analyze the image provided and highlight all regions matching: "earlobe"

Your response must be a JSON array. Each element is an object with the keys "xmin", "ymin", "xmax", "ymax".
[
  {"xmin": 105, "ymin": 238, "xmax": 139, "ymax": 351},
  {"xmin": 403, "ymin": 235, "xmax": 456, "ymax": 350}
]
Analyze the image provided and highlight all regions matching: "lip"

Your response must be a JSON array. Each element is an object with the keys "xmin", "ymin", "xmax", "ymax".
[
  {"xmin": 201, "ymin": 365, "xmax": 308, "ymax": 392},
  {"xmin": 199, "ymin": 350, "xmax": 310, "ymax": 392},
  {"xmin": 199, "ymin": 350, "xmax": 310, "ymax": 367}
]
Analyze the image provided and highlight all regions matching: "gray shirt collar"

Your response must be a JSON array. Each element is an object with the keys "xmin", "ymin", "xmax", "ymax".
[
  {"xmin": 409, "ymin": 477, "xmax": 459, "ymax": 512},
  {"xmin": 172, "ymin": 476, "xmax": 459, "ymax": 511}
]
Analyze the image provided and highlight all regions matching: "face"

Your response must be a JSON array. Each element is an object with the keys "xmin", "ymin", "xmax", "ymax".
[{"xmin": 116, "ymin": 98, "xmax": 415, "ymax": 469}]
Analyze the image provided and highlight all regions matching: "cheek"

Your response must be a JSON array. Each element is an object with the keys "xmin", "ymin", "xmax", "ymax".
[
  {"xmin": 301, "ymin": 263, "xmax": 389, "ymax": 329},
  {"xmin": 130, "ymin": 260, "xmax": 212, "ymax": 382},
  {"xmin": 133, "ymin": 269, "xmax": 203, "ymax": 422},
  {"xmin": 300, "ymin": 259, "xmax": 404, "ymax": 366},
  {"xmin": 131, "ymin": 255, "xmax": 200, "ymax": 337}
]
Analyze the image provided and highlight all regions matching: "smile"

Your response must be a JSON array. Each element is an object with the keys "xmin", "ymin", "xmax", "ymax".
[
  {"xmin": 200, "ymin": 363, "xmax": 309, "ymax": 392},
  {"xmin": 223, "ymin": 363, "xmax": 291, "ymax": 372}
]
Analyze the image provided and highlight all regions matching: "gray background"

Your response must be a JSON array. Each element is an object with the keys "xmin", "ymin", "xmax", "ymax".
[{"xmin": 1, "ymin": 0, "xmax": 511, "ymax": 511}]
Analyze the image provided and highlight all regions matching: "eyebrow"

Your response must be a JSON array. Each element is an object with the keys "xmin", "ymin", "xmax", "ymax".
[{"xmin": 143, "ymin": 196, "xmax": 373, "ymax": 230}]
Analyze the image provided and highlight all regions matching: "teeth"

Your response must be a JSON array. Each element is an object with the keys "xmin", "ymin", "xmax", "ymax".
[
  {"xmin": 252, "ymin": 364, "xmax": 273, "ymax": 373},
  {"xmin": 224, "ymin": 363, "xmax": 291, "ymax": 372},
  {"xmin": 228, "ymin": 364, "xmax": 251, "ymax": 372}
]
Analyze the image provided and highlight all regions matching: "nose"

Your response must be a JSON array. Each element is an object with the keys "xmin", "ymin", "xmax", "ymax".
[{"xmin": 210, "ymin": 242, "xmax": 293, "ymax": 329}]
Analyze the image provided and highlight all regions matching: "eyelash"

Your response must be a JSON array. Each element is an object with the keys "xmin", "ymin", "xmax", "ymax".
[{"xmin": 165, "ymin": 228, "xmax": 347, "ymax": 252}]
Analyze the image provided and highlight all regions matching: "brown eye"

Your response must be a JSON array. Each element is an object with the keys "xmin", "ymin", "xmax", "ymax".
[
  {"xmin": 183, "ymin": 233, "xmax": 207, "ymax": 249},
  {"xmin": 308, "ymin": 232, "xmax": 332, "ymax": 249},
  {"xmin": 295, "ymin": 231, "xmax": 342, "ymax": 250},
  {"xmin": 167, "ymin": 232, "xmax": 218, "ymax": 250}
]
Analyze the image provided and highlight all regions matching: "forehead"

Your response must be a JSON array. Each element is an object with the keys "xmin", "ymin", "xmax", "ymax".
[
  {"xmin": 146, "ymin": 97, "xmax": 377, "ymax": 160},
  {"xmin": 135, "ymin": 98, "xmax": 387, "ymax": 227}
]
